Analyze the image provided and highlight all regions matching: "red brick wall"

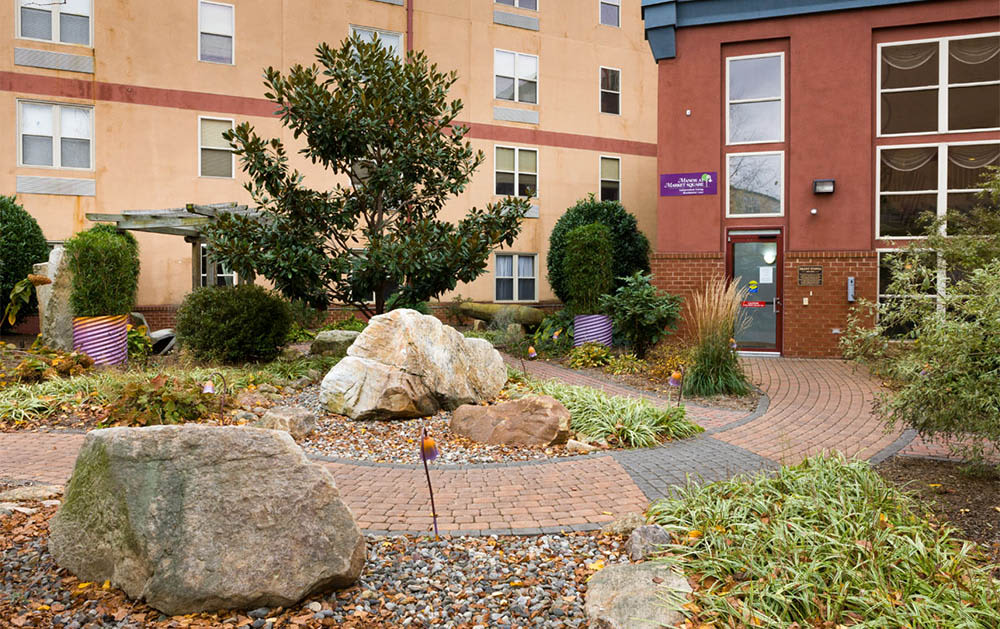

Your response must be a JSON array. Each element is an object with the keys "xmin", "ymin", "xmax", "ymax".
[
  {"xmin": 133, "ymin": 305, "xmax": 179, "ymax": 330},
  {"xmin": 650, "ymin": 252, "xmax": 726, "ymax": 340},
  {"xmin": 782, "ymin": 251, "xmax": 878, "ymax": 358}
]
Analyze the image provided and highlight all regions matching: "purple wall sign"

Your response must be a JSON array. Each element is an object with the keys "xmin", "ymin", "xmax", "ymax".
[{"xmin": 660, "ymin": 171, "xmax": 718, "ymax": 197}]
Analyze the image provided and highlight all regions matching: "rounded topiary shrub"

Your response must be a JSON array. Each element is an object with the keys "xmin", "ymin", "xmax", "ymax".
[
  {"xmin": 547, "ymin": 196, "xmax": 650, "ymax": 304},
  {"xmin": 64, "ymin": 225, "xmax": 140, "ymax": 316},
  {"xmin": 176, "ymin": 285, "xmax": 292, "ymax": 363},
  {"xmin": 0, "ymin": 196, "xmax": 49, "ymax": 330},
  {"xmin": 563, "ymin": 223, "xmax": 613, "ymax": 314}
]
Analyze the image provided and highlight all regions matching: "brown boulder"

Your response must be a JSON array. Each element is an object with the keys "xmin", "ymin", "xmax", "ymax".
[{"xmin": 450, "ymin": 395, "xmax": 571, "ymax": 446}]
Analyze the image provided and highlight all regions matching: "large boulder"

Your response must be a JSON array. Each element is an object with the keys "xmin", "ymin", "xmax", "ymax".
[
  {"xmin": 450, "ymin": 395, "xmax": 570, "ymax": 446},
  {"xmin": 320, "ymin": 309, "xmax": 505, "ymax": 420},
  {"xmin": 253, "ymin": 406, "xmax": 317, "ymax": 439},
  {"xmin": 48, "ymin": 425, "xmax": 365, "ymax": 616},
  {"xmin": 585, "ymin": 563, "xmax": 692, "ymax": 629},
  {"xmin": 34, "ymin": 246, "xmax": 74, "ymax": 352},
  {"xmin": 310, "ymin": 330, "xmax": 360, "ymax": 356}
]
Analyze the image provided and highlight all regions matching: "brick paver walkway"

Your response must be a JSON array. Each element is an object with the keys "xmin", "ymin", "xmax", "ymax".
[{"xmin": 0, "ymin": 357, "xmax": 937, "ymax": 535}]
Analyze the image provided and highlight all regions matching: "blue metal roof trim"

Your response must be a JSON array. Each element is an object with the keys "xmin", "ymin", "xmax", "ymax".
[{"xmin": 642, "ymin": 0, "xmax": 934, "ymax": 60}]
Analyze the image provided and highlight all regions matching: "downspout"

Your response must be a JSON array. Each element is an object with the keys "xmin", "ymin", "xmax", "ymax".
[{"xmin": 406, "ymin": 0, "xmax": 414, "ymax": 52}]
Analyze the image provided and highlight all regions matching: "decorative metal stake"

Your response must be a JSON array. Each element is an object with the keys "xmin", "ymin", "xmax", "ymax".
[{"xmin": 420, "ymin": 427, "xmax": 440, "ymax": 539}]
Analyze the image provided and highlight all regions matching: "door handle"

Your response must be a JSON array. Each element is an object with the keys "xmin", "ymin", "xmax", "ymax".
[{"xmin": 774, "ymin": 297, "xmax": 782, "ymax": 314}]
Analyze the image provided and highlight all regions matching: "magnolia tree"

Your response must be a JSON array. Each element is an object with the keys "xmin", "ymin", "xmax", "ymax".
[{"xmin": 205, "ymin": 36, "xmax": 529, "ymax": 316}]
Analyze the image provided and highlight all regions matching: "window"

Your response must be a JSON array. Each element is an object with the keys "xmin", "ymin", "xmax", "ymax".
[
  {"xmin": 495, "ymin": 147, "xmax": 537, "ymax": 198},
  {"xmin": 599, "ymin": 0, "xmax": 619, "ymax": 27},
  {"xmin": 19, "ymin": 101, "xmax": 92, "ymax": 169},
  {"xmin": 200, "ymin": 244, "xmax": 235, "ymax": 287},
  {"xmin": 877, "ymin": 142, "xmax": 999, "ymax": 238},
  {"xmin": 496, "ymin": 0, "xmax": 537, "ymax": 9},
  {"xmin": 199, "ymin": 117, "xmax": 234, "ymax": 178},
  {"xmin": 727, "ymin": 152, "xmax": 783, "ymax": 217},
  {"xmin": 600, "ymin": 67, "xmax": 620, "ymax": 115},
  {"xmin": 600, "ymin": 156, "xmax": 620, "ymax": 202},
  {"xmin": 495, "ymin": 254, "xmax": 536, "ymax": 302},
  {"xmin": 876, "ymin": 250, "xmax": 942, "ymax": 337},
  {"xmin": 19, "ymin": 0, "xmax": 91, "ymax": 45},
  {"xmin": 199, "ymin": 1, "xmax": 234, "ymax": 64},
  {"xmin": 495, "ymin": 50, "xmax": 538, "ymax": 104},
  {"xmin": 879, "ymin": 34, "xmax": 1000, "ymax": 135},
  {"xmin": 727, "ymin": 53, "xmax": 783, "ymax": 144},
  {"xmin": 351, "ymin": 26, "xmax": 403, "ymax": 59}
]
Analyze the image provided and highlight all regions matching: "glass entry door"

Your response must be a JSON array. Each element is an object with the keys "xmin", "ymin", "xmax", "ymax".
[{"xmin": 728, "ymin": 232, "xmax": 782, "ymax": 352}]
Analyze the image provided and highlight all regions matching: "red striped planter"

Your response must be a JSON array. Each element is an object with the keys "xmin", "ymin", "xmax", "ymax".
[
  {"xmin": 73, "ymin": 315, "xmax": 128, "ymax": 366},
  {"xmin": 573, "ymin": 314, "xmax": 613, "ymax": 347}
]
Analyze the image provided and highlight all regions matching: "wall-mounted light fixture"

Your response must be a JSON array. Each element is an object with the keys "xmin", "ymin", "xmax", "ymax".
[
  {"xmin": 813, "ymin": 179, "xmax": 835, "ymax": 194},
  {"xmin": 810, "ymin": 208, "xmax": 818, "ymax": 215}
]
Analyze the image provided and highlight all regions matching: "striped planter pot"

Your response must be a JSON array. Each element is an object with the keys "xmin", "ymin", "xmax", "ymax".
[
  {"xmin": 73, "ymin": 315, "xmax": 128, "ymax": 366},
  {"xmin": 573, "ymin": 314, "xmax": 612, "ymax": 347}
]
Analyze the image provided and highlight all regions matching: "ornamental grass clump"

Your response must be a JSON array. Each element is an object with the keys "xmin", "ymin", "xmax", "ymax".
[
  {"xmin": 516, "ymin": 377, "xmax": 702, "ymax": 448},
  {"xmin": 683, "ymin": 276, "xmax": 750, "ymax": 397},
  {"xmin": 647, "ymin": 455, "xmax": 1000, "ymax": 627}
]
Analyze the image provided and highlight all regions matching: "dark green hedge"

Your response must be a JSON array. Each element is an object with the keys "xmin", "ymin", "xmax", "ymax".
[
  {"xmin": 547, "ymin": 197, "xmax": 650, "ymax": 303},
  {"xmin": 0, "ymin": 196, "xmax": 50, "ymax": 330},
  {"xmin": 176, "ymin": 285, "xmax": 292, "ymax": 363},
  {"xmin": 64, "ymin": 226, "xmax": 140, "ymax": 316},
  {"xmin": 563, "ymin": 223, "xmax": 613, "ymax": 314}
]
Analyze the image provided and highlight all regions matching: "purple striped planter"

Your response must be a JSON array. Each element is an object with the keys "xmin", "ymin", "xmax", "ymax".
[
  {"xmin": 573, "ymin": 314, "xmax": 612, "ymax": 347},
  {"xmin": 73, "ymin": 315, "xmax": 128, "ymax": 366}
]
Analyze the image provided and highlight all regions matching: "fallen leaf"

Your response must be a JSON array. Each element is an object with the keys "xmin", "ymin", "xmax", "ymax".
[
  {"xmin": 77, "ymin": 582, "xmax": 92, "ymax": 589},
  {"xmin": 928, "ymin": 483, "xmax": 942, "ymax": 488},
  {"xmin": 586, "ymin": 560, "xmax": 605, "ymax": 571}
]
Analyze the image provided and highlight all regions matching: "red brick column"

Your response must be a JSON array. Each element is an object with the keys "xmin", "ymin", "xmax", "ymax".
[{"xmin": 649, "ymin": 252, "xmax": 725, "ymax": 340}]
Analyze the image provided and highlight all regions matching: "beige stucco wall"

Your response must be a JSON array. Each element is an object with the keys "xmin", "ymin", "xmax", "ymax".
[{"xmin": 2, "ymin": 0, "xmax": 658, "ymax": 308}]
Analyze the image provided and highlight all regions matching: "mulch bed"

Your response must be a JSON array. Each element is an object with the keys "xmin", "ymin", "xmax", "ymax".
[
  {"xmin": 876, "ymin": 455, "xmax": 999, "ymax": 575},
  {"xmin": 1, "ymin": 501, "xmax": 627, "ymax": 629}
]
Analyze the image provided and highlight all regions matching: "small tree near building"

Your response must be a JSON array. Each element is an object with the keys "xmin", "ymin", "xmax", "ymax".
[{"xmin": 205, "ymin": 36, "xmax": 530, "ymax": 316}]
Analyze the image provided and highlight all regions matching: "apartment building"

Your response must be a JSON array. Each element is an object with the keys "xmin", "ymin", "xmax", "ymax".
[
  {"xmin": 642, "ymin": 0, "xmax": 998, "ymax": 357},
  {"xmin": 3, "ymin": 0, "xmax": 659, "ymax": 325}
]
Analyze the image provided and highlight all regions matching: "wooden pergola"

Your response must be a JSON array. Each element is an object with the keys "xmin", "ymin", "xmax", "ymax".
[{"xmin": 85, "ymin": 202, "xmax": 260, "ymax": 290}]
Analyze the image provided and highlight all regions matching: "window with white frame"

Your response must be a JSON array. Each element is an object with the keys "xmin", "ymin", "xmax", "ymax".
[
  {"xmin": 877, "ymin": 142, "xmax": 999, "ymax": 238},
  {"xmin": 600, "ymin": 67, "xmax": 620, "ymax": 115},
  {"xmin": 495, "ymin": 147, "xmax": 537, "ymax": 198},
  {"xmin": 496, "ymin": 0, "xmax": 537, "ymax": 10},
  {"xmin": 495, "ymin": 50, "xmax": 538, "ymax": 104},
  {"xmin": 200, "ymin": 244, "xmax": 236, "ymax": 287},
  {"xmin": 19, "ymin": 101, "xmax": 92, "ymax": 169},
  {"xmin": 599, "ymin": 0, "xmax": 620, "ymax": 27},
  {"xmin": 726, "ymin": 151, "xmax": 783, "ymax": 216},
  {"xmin": 879, "ymin": 34, "xmax": 1000, "ymax": 135},
  {"xmin": 199, "ymin": 117, "xmax": 234, "ymax": 178},
  {"xmin": 600, "ymin": 156, "xmax": 620, "ymax": 202},
  {"xmin": 727, "ymin": 53, "xmax": 783, "ymax": 144},
  {"xmin": 19, "ymin": 0, "xmax": 91, "ymax": 45},
  {"xmin": 351, "ymin": 26, "xmax": 403, "ymax": 59},
  {"xmin": 495, "ymin": 254, "xmax": 536, "ymax": 302},
  {"xmin": 199, "ymin": 1, "xmax": 234, "ymax": 64}
]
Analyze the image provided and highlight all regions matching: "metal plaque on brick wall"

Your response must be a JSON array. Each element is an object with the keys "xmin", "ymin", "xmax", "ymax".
[{"xmin": 798, "ymin": 266, "xmax": 823, "ymax": 286}]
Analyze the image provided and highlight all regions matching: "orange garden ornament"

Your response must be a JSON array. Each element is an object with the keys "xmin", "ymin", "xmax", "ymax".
[{"xmin": 420, "ymin": 427, "xmax": 440, "ymax": 539}]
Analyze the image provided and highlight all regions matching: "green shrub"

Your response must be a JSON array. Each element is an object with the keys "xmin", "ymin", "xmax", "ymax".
[
  {"xmin": 530, "ymin": 309, "xmax": 574, "ymax": 357},
  {"xmin": 64, "ymin": 225, "xmax": 140, "ymax": 316},
  {"xmin": 485, "ymin": 307, "xmax": 525, "ymax": 348},
  {"xmin": 106, "ymin": 374, "xmax": 212, "ymax": 426},
  {"xmin": 604, "ymin": 353, "xmax": 647, "ymax": 375},
  {"xmin": 329, "ymin": 315, "xmax": 368, "ymax": 332},
  {"xmin": 176, "ymin": 285, "xmax": 292, "ymax": 363},
  {"xmin": 567, "ymin": 342, "xmax": 610, "ymax": 369},
  {"xmin": 599, "ymin": 272, "xmax": 682, "ymax": 358},
  {"xmin": 684, "ymin": 276, "xmax": 750, "ymax": 396},
  {"xmin": 515, "ymin": 376, "xmax": 701, "ymax": 448},
  {"xmin": 386, "ymin": 292, "xmax": 430, "ymax": 315},
  {"xmin": 0, "ymin": 196, "xmax": 49, "ymax": 330},
  {"xmin": 547, "ymin": 195, "xmax": 650, "ymax": 304},
  {"xmin": 563, "ymin": 223, "xmax": 613, "ymax": 314},
  {"xmin": 647, "ymin": 455, "xmax": 1000, "ymax": 627},
  {"xmin": 126, "ymin": 324, "xmax": 153, "ymax": 362}
]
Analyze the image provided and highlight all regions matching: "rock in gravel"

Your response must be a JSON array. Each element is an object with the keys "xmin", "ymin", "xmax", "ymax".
[
  {"xmin": 585, "ymin": 563, "xmax": 692, "ymax": 629},
  {"xmin": 320, "ymin": 309, "xmax": 505, "ymax": 420},
  {"xmin": 310, "ymin": 330, "xmax": 360, "ymax": 356},
  {"xmin": 626, "ymin": 525, "xmax": 672, "ymax": 561},
  {"xmin": 566, "ymin": 439, "xmax": 599, "ymax": 454},
  {"xmin": 254, "ymin": 406, "xmax": 317, "ymax": 439},
  {"xmin": 0, "ymin": 484, "xmax": 63, "ymax": 502},
  {"xmin": 450, "ymin": 396, "xmax": 570, "ymax": 446},
  {"xmin": 48, "ymin": 425, "xmax": 366, "ymax": 616},
  {"xmin": 601, "ymin": 512, "xmax": 647, "ymax": 536},
  {"xmin": 0, "ymin": 502, "xmax": 37, "ymax": 515}
]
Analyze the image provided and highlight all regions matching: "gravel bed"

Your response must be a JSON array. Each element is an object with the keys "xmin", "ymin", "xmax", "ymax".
[
  {"xmin": 1, "ymin": 505, "xmax": 630, "ymax": 628},
  {"xmin": 289, "ymin": 386, "xmax": 602, "ymax": 465}
]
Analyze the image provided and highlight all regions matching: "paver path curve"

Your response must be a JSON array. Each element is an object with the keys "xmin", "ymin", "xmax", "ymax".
[{"xmin": 0, "ymin": 358, "xmax": 934, "ymax": 535}]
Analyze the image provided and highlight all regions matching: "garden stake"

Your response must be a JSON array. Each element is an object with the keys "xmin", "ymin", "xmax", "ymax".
[{"xmin": 420, "ymin": 427, "xmax": 440, "ymax": 540}]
